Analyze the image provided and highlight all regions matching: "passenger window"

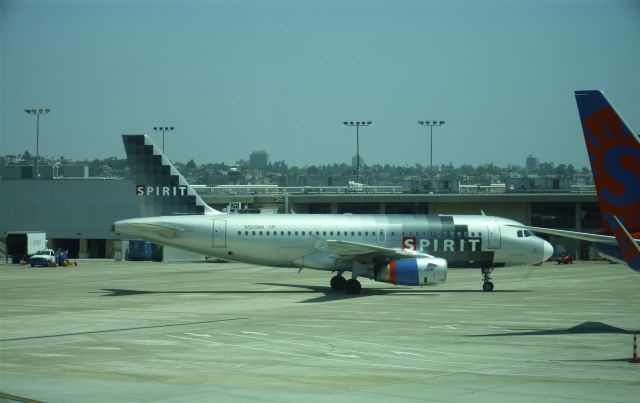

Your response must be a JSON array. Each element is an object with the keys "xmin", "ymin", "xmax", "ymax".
[
  {"xmin": 294, "ymin": 231, "xmax": 298, "ymax": 236},
  {"xmin": 287, "ymin": 231, "xmax": 291, "ymax": 236},
  {"xmin": 238, "ymin": 231, "xmax": 242, "ymax": 235}
]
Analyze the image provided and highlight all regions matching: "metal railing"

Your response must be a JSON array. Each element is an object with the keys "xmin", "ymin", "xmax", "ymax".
[
  {"xmin": 194, "ymin": 184, "xmax": 404, "ymax": 196},
  {"xmin": 193, "ymin": 184, "xmax": 595, "ymax": 196}
]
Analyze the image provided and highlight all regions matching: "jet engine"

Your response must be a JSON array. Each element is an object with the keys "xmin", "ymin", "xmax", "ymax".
[{"xmin": 375, "ymin": 257, "xmax": 448, "ymax": 286}]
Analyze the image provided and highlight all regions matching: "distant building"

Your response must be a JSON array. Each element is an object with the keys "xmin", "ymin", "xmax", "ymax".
[
  {"xmin": 250, "ymin": 151, "xmax": 269, "ymax": 170},
  {"xmin": 0, "ymin": 164, "xmax": 88, "ymax": 180},
  {"xmin": 526, "ymin": 155, "xmax": 539, "ymax": 170}
]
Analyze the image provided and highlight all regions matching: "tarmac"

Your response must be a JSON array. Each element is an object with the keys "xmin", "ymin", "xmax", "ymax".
[{"xmin": 1, "ymin": 259, "xmax": 639, "ymax": 402}]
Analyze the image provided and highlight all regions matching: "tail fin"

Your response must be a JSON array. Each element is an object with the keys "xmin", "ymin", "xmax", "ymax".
[
  {"xmin": 575, "ymin": 90, "xmax": 640, "ymax": 234},
  {"xmin": 122, "ymin": 134, "xmax": 219, "ymax": 217},
  {"xmin": 604, "ymin": 214, "xmax": 640, "ymax": 272}
]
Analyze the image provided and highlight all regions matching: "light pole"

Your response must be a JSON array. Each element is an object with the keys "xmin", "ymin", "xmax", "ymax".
[
  {"xmin": 342, "ymin": 121, "xmax": 372, "ymax": 183},
  {"xmin": 418, "ymin": 120, "xmax": 445, "ymax": 192},
  {"xmin": 153, "ymin": 126, "xmax": 174, "ymax": 153},
  {"xmin": 24, "ymin": 108, "xmax": 50, "ymax": 180}
]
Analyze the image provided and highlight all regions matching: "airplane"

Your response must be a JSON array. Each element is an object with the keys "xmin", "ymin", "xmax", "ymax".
[
  {"xmin": 113, "ymin": 134, "xmax": 553, "ymax": 294},
  {"xmin": 509, "ymin": 90, "xmax": 640, "ymax": 272}
]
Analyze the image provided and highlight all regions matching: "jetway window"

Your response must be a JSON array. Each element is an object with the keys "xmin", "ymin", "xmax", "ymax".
[{"xmin": 532, "ymin": 202, "xmax": 574, "ymax": 228}]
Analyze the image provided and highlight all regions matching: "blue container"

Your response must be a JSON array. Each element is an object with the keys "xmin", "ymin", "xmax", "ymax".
[{"xmin": 128, "ymin": 240, "xmax": 153, "ymax": 261}]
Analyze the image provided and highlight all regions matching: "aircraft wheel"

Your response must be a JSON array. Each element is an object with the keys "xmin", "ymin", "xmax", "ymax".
[
  {"xmin": 345, "ymin": 278, "xmax": 362, "ymax": 295},
  {"xmin": 483, "ymin": 281, "xmax": 494, "ymax": 292},
  {"xmin": 330, "ymin": 275, "xmax": 346, "ymax": 290}
]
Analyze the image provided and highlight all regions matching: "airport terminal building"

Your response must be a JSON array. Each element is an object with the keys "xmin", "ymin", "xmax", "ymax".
[{"xmin": 1, "ymin": 167, "xmax": 600, "ymax": 260}]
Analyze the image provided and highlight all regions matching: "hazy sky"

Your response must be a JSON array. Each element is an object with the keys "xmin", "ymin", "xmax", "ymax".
[{"xmin": 1, "ymin": 0, "xmax": 639, "ymax": 168}]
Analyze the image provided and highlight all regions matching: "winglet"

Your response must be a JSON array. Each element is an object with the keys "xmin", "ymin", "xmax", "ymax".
[{"xmin": 604, "ymin": 214, "xmax": 640, "ymax": 272}]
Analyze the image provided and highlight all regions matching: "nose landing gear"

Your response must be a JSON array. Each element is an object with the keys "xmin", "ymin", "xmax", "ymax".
[{"xmin": 482, "ymin": 267, "xmax": 494, "ymax": 292}]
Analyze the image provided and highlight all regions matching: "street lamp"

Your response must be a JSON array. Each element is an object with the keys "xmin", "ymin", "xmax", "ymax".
[
  {"xmin": 24, "ymin": 108, "xmax": 51, "ymax": 180},
  {"xmin": 342, "ymin": 121, "xmax": 372, "ymax": 183},
  {"xmin": 418, "ymin": 120, "xmax": 446, "ymax": 192},
  {"xmin": 153, "ymin": 126, "xmax": 174, "ymax": 152}
]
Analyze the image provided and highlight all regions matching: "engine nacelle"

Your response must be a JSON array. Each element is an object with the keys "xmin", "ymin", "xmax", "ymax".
[{"xmin": 375, "ymin": 257, "xmax": 448, "ymax": 286}]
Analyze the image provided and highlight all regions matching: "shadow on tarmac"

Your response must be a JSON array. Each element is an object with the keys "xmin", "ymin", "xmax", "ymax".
[
  {"xmin": 467, "ymin": 321, "xmax": 639, "ymax": 337},
  {"xmin": 100, "ymin": 283, "xmax": 529, "ymax": 303}
]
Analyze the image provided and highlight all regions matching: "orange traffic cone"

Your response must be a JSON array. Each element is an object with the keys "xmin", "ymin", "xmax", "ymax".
[{"xmin": 630, "ymin": 334, "xmax": 639, "ymax": 363}]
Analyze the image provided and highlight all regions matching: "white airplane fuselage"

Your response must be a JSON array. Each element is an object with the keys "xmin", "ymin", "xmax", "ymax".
[
  {"xmin": 114, "ymin": 213, "xmax": 550, "ymax": 271},
  {"xmin": 115, "ymin": 134, "xmax": 554, "ymax": 293}
]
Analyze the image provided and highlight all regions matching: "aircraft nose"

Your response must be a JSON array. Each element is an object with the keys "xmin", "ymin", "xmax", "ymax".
[{"xmin": 542, "ymin": 240, "xmax": 554, "ymax": 261}]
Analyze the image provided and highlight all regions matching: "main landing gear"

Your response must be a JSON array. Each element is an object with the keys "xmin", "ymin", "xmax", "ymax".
[
  {"xmin": 330, "ymin": 272, "xmax": 361, "ymax": 295},
  {"xmin": 482, "ymin": 267, "xmax": 494, "ymax": 292}
]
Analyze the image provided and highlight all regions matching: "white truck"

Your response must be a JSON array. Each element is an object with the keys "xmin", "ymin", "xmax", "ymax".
[{"xmin": 29, "ymin": 249, "xmax": 57, "ymax": 267}]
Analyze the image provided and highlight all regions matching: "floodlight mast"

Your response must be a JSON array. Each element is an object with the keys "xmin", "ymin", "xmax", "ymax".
[
  {"xmin": 153, "ymin": 126, "xmax": 174, "ymax": 153},
  {"xmin": 342, "ymin": 121, "xmax": 372, "ymax": 183},
  {"xmin": 24, "ymin": 108, "xmax": 51, "ymax": 180},
  {"xmin": 418, "ymin": 120, "xmax": 446, "ymax": 192}
]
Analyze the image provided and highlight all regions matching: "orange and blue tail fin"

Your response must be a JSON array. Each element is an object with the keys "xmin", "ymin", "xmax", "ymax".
[
  {"xmin": 604, "ymin": 214, "xmax": 640, "ymax": 272},
  {"xmin": 575, "ymin": 90, "xmax": 640, "ymax": 235}
]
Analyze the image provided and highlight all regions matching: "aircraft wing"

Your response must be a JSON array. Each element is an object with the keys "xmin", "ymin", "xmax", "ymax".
[
  {"xmin": 325, "ymin": 240, "xmax": 433, "ymax": 261},
  {"xmin": 126, "ymin": 222, "xmax": 185, "ymax": 239},
  {"xmin": 507, "ymin": 224, "xmax": 618, "ymax": 245}
]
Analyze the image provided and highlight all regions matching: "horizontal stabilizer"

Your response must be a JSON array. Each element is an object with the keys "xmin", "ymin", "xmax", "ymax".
[{"xmin": 605, "ymin": 215, "xmax": 640, "ymax": 272}]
